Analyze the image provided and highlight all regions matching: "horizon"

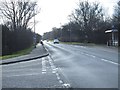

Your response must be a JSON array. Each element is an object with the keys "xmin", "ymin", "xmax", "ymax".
[{"xmin": 34, "ymin": 0, "xmax": 118, "ymax": 35}]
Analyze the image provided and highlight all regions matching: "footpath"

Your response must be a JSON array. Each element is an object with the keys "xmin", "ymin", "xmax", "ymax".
[{"xmin": 1, "ymin": 44, "xmax": 49, "ymax": 65}]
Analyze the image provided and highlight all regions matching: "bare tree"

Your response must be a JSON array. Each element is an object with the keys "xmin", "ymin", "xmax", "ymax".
[
  {"xmin": 69, "ymin": 1, "xmax": 104, "ymax": 31},
  {"xmin": 113, "ymin": 1, "xmax": 120, "ymax": 46},
  {"xmin": 113, "ymin": 1, "xmax": 120, "ymax": 29},
  {"xmin": 68, "ymin": 1, "xmax": 109, "ymax": 43},
  {"xmin": 0, "ymin": 0, "xmax": 40, "ymax": 30}
]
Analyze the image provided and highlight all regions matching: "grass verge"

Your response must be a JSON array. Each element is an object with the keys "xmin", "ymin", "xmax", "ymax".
[
  {"xmin": 1, "ymin": 46, "xmax": 34, "ymax": 60},
  {"xmin": 60, "ymin": 42, "xmax": 96, "ymax": 46}
]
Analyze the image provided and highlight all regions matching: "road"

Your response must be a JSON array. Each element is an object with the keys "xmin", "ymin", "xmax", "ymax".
[
  {"xmin": 2, "ymin": 42, "xmax": 118, "ymax": 88},
  {"xmin": 2, "ymin": 56, "xmax": 68, "ymax": 88}
]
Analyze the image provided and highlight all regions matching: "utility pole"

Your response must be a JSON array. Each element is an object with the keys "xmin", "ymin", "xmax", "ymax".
[
  {"xmin": 34, "ymin": 10, "xmax": 36, "ymax": 48},
  {"xmin": 69, "ymin": 21, "xmax": 72, "ymax": 42},
  {"xmin": 60, "ymin": 23, "xmax": 63, "ymax": 41}
]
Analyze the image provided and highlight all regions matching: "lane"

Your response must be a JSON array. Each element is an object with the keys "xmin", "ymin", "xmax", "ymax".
[
  {"xmin": 2, "ymin": 56, "xmax": 69, "ymax": 88},
  {"xmin": 47, "ymin": 42, "xmax": 118, "ymax": 64},
  {"xmin": 45, "ymin": 42, "xmax": 118, "ymax": 88}
]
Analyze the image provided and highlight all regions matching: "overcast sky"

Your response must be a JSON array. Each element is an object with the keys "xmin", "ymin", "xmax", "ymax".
[
  {"xmin": 34, "ymin": 0, "xmax": 119, "ymax": 35},
  {"xmin": 35, "ymin": 0, "xmax": 79, "ymax": 35},
  {"xmin": 2, "ymin": 0, "xmax": 117, "ymax": 35}
]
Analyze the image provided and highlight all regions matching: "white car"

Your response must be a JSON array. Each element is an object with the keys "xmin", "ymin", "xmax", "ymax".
[{"xmin": 53, "ymin": 39, "xmax": 59, "ymax": 44}]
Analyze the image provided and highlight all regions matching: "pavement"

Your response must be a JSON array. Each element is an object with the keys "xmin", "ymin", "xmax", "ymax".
[{"xmin": 1, "ymin": 43, "xmax": 49, "ymax": 65}]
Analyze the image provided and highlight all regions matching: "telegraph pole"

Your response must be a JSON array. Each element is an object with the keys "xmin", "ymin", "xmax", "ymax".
[{"xmin": 34, "ymin": 10, "xmax": 36, "ymax": 48}]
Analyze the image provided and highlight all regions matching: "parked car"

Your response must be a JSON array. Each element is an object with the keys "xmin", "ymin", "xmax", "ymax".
[{"xmin": 53, "ymin": 39, "xmax": 59, "ymax": 44}]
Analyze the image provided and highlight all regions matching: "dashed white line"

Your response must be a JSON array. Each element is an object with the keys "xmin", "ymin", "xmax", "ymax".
[
  {"xmin": 80, "ymin": 52, "xmax": 118, "ymax": 65},
  {"xmin": 90, "ymin": 55, "xmax": 96, "ymax": 58},
  {"xmin": 63, "ymin": 83, "xmax": 71, "ymax": 88},
  {"xmin": 84, "ymin": 53, "xmax": 96, "ymax": 58},
  {"xmin": 101, "ymin": 59, "xmax": 118, "ymax": 65},
  {"xmin": 47, "ymin": 56, "xmax": 71, "ymax": 88},
  {"xmin": 59, "ymin": 80, "xmax": 63, "ymax": 84},
  {"xmin": 57, "ymin": 76, "xmax": 61, "ymax": 80}
]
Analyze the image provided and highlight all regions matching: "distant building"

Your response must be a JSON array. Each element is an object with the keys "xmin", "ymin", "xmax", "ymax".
[{"xmin": 105, "ymin": 29, "xmax": 118, "ymax": 46}]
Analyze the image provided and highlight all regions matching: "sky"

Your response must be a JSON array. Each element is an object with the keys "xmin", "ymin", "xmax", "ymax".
[
  {"xmin": 0, "ymin": 0, "xmax": 118, "ymax": 35},
  {"xmin": 35, "ymin": 0, "xmax": 79, "ymax": 35},
  {"xmin": 34, "ymin": 0, "xmax": 118, "ymax": 35}
]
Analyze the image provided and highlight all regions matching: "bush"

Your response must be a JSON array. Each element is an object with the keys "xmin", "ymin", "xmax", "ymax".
[{"xmin": 2, "ymin": 25, "xmax": 41, "ymax": 56}]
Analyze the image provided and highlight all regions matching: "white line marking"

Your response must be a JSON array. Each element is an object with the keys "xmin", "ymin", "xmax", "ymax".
[
  {"xmin": 90, "ymin": 55, "xmax": 96, "ymax": 58},
  {"xmin": 4, "ymin": 73, "xmax": 41, "ymax": 77},
  {"xmin": 45, "ymin": 46, "xmax": 71, "ymax": 88},
  {"xmin": 52, "ymin": 70, "xmax": 56, "ymax": 73},
  {"xmin": 59, "ymin": 80, "xmax": 63, "ymax": 84},
  {"xmin": 3, "ymin": 68, "xmax": 40, "ymax": 73},
  {"xmin": 101, "ymin": 59, "xmax": 118, "ymax": 65},
  {"xmin": 42, "ymin": 58, "xmax": 46, "ymax": 74},
  {"xmin": 63, "ymin": 83, "xmax": 71, "ymax": 88},
  {"xmin": 56, "ymin": 73, "xmax": 59, "ymax": 76},
  {"xmin": 85, "ymin": 53, "xmax": 89, "ymax": 56},
  {"xmin": 57, "ymin": 76, "xmax": 60, "ymax": 80}
]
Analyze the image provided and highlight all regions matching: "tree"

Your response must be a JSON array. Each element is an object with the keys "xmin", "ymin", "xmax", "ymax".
[
  {"xmin": 69, "ymin": 1, "xmax": 108, "ymax": 43},
  {"xmin": 113, "ymin": 1, "xmax": 120, "ymax": 46},
  {"xmin": 0, "ymin": 0, "xmax": 40, "ymax": 30},
  {"xmin": 70, "ymin": 1, "xmax": 104, "ymax": 31},
  {"xmin": 113, "ymin": 1, "xmax": 120, "ymax": 28},
  {"xmin": 0, "ymin": 0, "xmax": 41, "ymax": 55}
]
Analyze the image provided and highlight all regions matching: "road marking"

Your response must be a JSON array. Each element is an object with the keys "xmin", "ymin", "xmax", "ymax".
[
  {"xmin": 101, "ymin": 59, "xmax": 118, "ymax": 65},
  {"xmin": 89, "ymin": 55, "xmax": 96, "ymax": 58},
  {"xmin": 57, "ymin": 76, "xmax": 61, "ymax": 80},
  {"xmin": 63, "ymin": 83, "xmax": 71, "ymax": 88},
  {"xmin": 80, "ymin": 52, "xmax": 118, "ymax": 65},
  {"xmin": 85, "ymin": 53, "xmax": 89, "ymax": 56},
  {"xmin": 42, "ymin": 58, "xmax": 47, "ymax": 74},
  {"xmin": 3, "ymin": 62, "xmax": 41, "ymax": 68},
  {"xmin": 59, "ymin": 80, "xmax": 63, "ymax": 84},
  {"xmin": 48, "ymin": 56, "xmax": 57, "ymax": 74},
  {"xmin": 80, "ymin": 46, "xmax": 86, "ymax": 48},
  {"xmin": 84, "ymin": 53, "xmax": 96, "ymax": 58},
  {"xmin": 4, "ymin": 73, "xmax": 41, "ymax": 77},
  {"xmin": 74, "ymin": 46, "xmax": 86, "ymax": 48},
  {"xmin": 3, "ymin": 68, "xmax": 40, "ymax": 72},
  {"xmin": 47, "ymin": 56, "xmax": 71, "ymax": 88}
]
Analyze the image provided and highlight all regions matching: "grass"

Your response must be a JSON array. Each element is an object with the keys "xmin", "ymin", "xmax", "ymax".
[
  {"xmin": 61, "ymin": 42, "xmax": 80, "ymax": 44},
  {"xmin": 1, "ymin": 46, "xmax": 34, "ymax": 60},
  {"xmin": 61, "ymin": 42, "xmax": 96, "ymax": 46}
]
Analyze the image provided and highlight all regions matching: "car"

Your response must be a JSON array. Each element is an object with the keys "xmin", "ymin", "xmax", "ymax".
[{"xmin": 53, "ymin": 39, "xmax": 59, "ymax": 44}]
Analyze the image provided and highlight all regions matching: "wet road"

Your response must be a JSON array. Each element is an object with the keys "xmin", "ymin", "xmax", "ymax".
[
  {"xmin": 2, "ymin": 42, "xmax": 118, "ymax": 88},
  {"xmin": 2, "ymin": 56, "xmax": 69, "ymax": 88},
  {"xmin": 45, "ymin": 42, "xmax": 118, "ymax": 88}
]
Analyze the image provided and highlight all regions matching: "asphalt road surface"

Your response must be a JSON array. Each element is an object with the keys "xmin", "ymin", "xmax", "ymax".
[
  {"xmin": 2, "ymin": 42, "xmax": 118, "ymax": 88},
  {"xmin": 45, "ymin": 42, "xmax": 118, "ymax": 88}
]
